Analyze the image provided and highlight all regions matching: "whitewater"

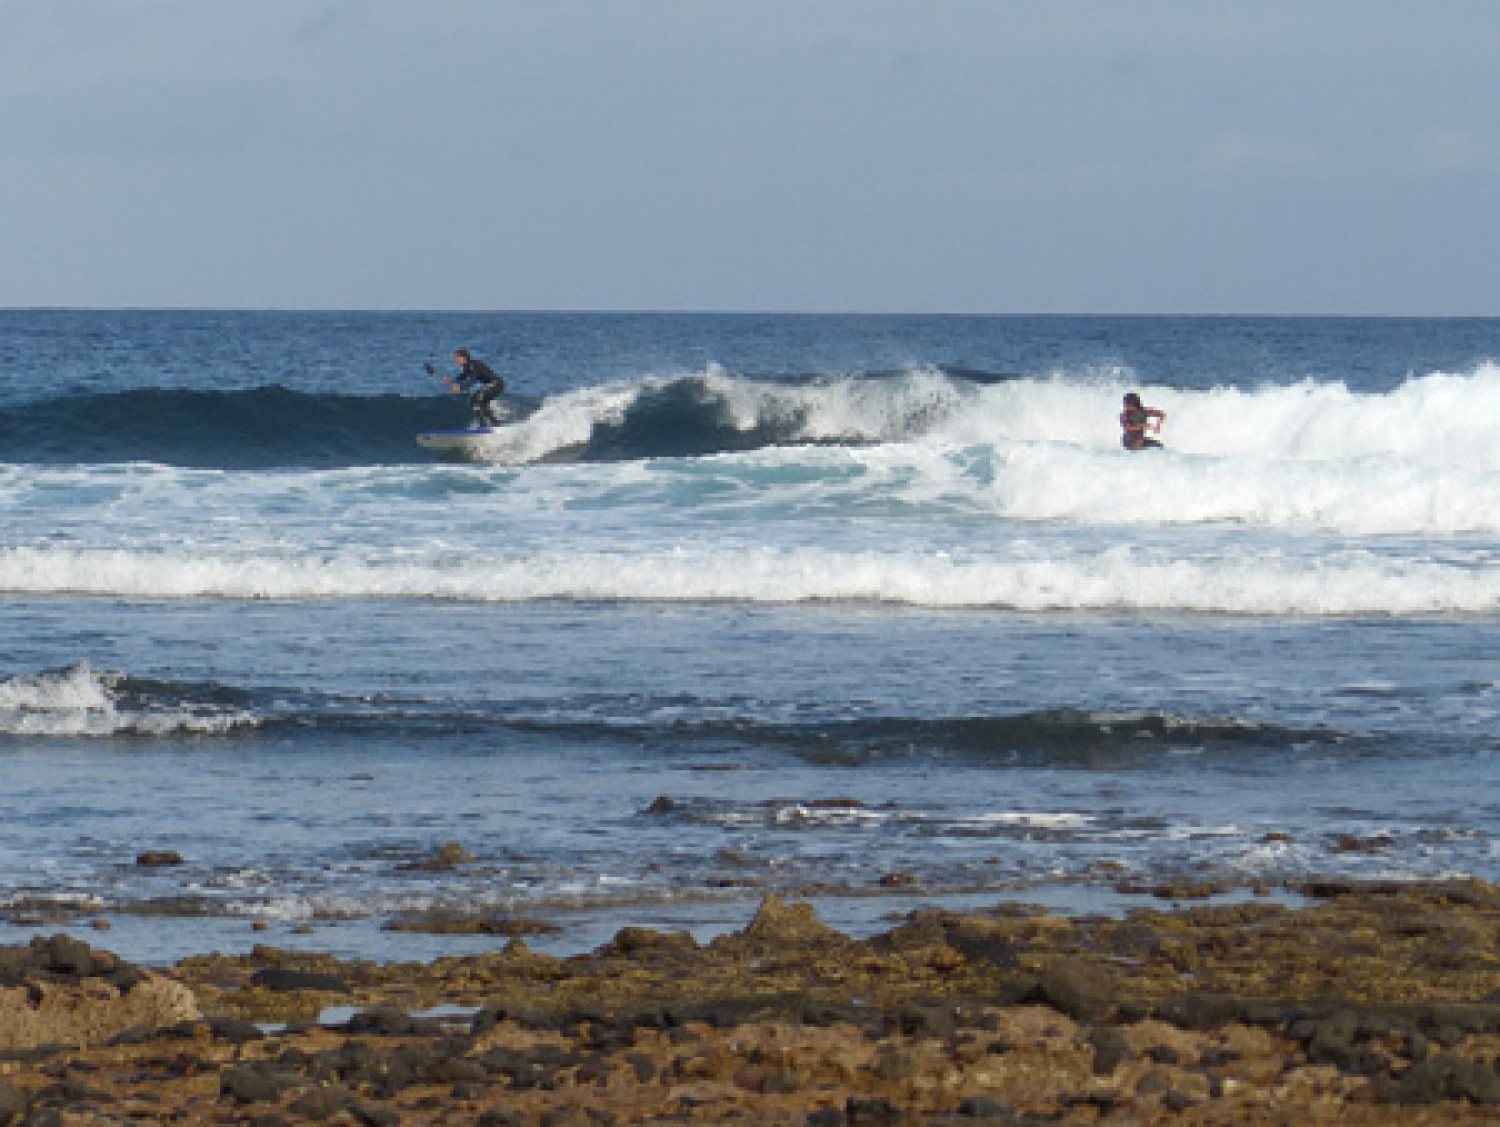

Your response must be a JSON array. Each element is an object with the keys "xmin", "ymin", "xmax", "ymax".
[{"xmin": 3, "ymin": 363, "xmax": 1500, "ymax": 615}]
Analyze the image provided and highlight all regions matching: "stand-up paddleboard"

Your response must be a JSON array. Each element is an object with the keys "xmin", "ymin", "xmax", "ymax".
[{"xmin": 415, "ymin": 426, "xmax": 504, "ymax": 455}]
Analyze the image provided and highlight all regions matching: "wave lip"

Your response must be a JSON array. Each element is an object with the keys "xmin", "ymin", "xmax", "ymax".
[{"xmin": 0, "ymin": 662, "xmax": 258, "ymax": 738}]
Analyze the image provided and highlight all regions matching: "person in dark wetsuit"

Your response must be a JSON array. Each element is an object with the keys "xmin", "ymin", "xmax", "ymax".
[
  {"xmin": 1120, "ymin": 392, "xmax": 1166, "ymax": 450},
  {"xmin": 449, "ymin": 348, "xmax": 506, "ymax": 427}
]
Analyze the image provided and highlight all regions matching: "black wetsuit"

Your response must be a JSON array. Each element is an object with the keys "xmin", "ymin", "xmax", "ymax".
[{"xmin": 454, "ymin": 358, "xmax": 505, "ymax": 427}]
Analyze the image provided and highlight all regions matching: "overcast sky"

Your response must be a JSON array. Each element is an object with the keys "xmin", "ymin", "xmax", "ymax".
[{"xmin": 1, "ymin": 1, "xmax": 1496, "ymax": 313}]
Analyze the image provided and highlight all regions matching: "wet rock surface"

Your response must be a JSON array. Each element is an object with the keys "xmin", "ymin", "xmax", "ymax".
[{"xmin": 8, "ymin": 882, "xmax": 1500, "ymax": 1120}]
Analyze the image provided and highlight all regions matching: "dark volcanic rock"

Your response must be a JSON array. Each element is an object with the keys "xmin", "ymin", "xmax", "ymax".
[
  {"xmin": 1153, "ymin": 992, "xmax": 1244, "ymax": 1031},
  {"xmin": 288, "ymin": 1084, "xmax": 357, "ymax": 1120},
  {"xmin": 209, "ymin": 1017, "xmax": 266, "ymax": 1044},
  {"xmin": 34, "ymin": 935, "xmax": 94, "ymax": 978},
  {"xmin": 597, "ymin": 927, "xmax": 699, "ymax": 958},
  {"xmin": 220, "ymin": 1065, "xmax": 303, "ymax": 1105},
  {"xmin": 1034, "ymin": 957, "xmax": 1115, "ymax": 1022},
  {"xmin": 250, "ymin": 967, "xmax": 350, "ymax": 994},
  {"xmin": 1089, "ymin": 1027, "xmax": 1133, "ymax": 1075},
  {"xmin": 135, "ymin": 850, "xmax": 184, "ymax": 867},
  {"xmin": 0, "ymin": 1081, "xmax": 25, "ymax": 1127},
  {"xmin": 954, "ymin": 1095, "xmax": 1015, "ymax": 1120},
  {"xmin": 1385, "ymin": 1052, "xmax": 1500, "ymax": 1105},
  {"xmin": 846, "ymin": 1096, "xmax": 903, "ymax": 1124}
]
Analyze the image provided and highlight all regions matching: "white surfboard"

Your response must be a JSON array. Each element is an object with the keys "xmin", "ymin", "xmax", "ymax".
[{"xmin": 415, "ymin": 427, "xmax": 504, "ymax": 454}]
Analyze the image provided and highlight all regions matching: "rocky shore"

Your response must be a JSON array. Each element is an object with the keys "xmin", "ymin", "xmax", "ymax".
[{"xmin": 4, "ymin": 880, "xmax": 1500, "ymax": 1123}]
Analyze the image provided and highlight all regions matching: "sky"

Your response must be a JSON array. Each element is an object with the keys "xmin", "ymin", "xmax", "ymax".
[{"xmin": 0, "ymin": 0, "xmax": 1497, "ymax": 314}]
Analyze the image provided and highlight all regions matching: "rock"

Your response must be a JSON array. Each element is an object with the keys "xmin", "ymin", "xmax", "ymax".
[
  {"xmin": 0, "ymin": 1081, "xmax": 26, "ymax": 1126},
  {"xmin": 135, "ymin": 850, "xmax": 184, "ymax": 867},
  {"xmin": 209, "ymin": 1017, "xmax": 266, "ymax": 1044},
  {"xmin": 35, "ymin": 934, "xmax": 93, "ymax": 977},
  {"xmin": 1386, "ymin": 1052, "xmax": 1500, "ymax": 1104},
  {"xmin": 885, "ymin": 1003, "xmax": 956, "ymax": 1039},
  {"xmin": 0, "ymin": 958, "xmax": 198, "ymax": 1051},
  {"xmin": 1153, "ymin": 992, "xmax": 1243, "ymax": 1031},
  {"xmin": 396, "ymin": 842, "xmax": 474, "ymax": 871},
  {"xmin": 943, "ymin": 923, "xmax": 1020, "ymax": 970},
  {"xmin": 343, "ymin": 1007, "xmax": 424, "ymax": 1037},
  {"xmin": 1331, "ymin": 833, "xmax": 1394, "ymax": 854},
  {"xmin": 288, "ymin": 1084, "xmax": 356, "ymax": 1120},
  {"xmin": 741, "ymin": 895, "xmax": 843, "ymax": 947},
  {"xmin": 1034, "ymin": 957, "xmax": 1115, "ymax": 1022},
  {"xmin": 1136, "ymin": 1070, "xmax": 1171, "ymax": 1096},
  {"xmin": 646, "ymin": 795, "xmax": 677, "ymax": 814},
  {"xmin": 385, "ymin": 910, "xmax": 561, "ymax": 937},
  {"xmin": 873, "ymin": 1049, "xmax": 918, "ymax": 1082},
  {"xmin": 220, "ymin": 1065, "xmax": 302, "ymax": 1105},
  {"xmin": 764, "ymin": 1066, "xmax": 800, "ymax": 1093},
  {"xmin": 846, "ymin": 1096, "xmax": 903, "ymax": 1124},
  {"xmin": 955, "ymin": 1096, "xmax": 1015, "ymax": 1120},
  {"xmin": 597, "ymin": 927, "xmax": 698, "ymax": 958},
  {"xmin": 1296, "ymin": 1007, "xmax": 1390, "ymax": 1075},
  {"xmin": 1089, "ymin": 1026, "xmax": 1132, "ymax": 1075},
  {"xmin": 250, "ymin": 967, "xmax": 349, "ymax": 994}
]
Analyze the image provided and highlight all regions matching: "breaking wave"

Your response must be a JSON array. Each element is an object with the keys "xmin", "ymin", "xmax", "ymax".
[
  {"xmin": 8, "ymin": 363, "xmax": 1500, "ymax": 474},
  {"xmin": 0, "ymin": 663, "xmax": 258, "ymax": 738}
]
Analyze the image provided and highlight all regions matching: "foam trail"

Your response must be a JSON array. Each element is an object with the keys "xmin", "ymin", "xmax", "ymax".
[{"xmin": 2, "ymin": 545, "xmax": 1498, "ymax": 616}]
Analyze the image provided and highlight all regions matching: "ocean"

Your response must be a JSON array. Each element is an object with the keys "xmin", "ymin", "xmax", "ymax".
[{"xmin": 2, "ymin": 310, "xmax": 1499, "ymax": 965}]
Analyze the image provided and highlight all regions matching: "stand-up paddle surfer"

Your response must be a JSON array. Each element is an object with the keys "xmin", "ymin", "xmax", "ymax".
[
  {"xmin": 1120, "ymin": 392, "xmax": 1166, "ymax": 450},
  {"xmin": 449, "ymin": 348, "xmax": 506, "ymax": 428}
]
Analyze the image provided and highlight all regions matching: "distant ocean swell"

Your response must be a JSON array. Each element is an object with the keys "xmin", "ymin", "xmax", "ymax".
[{"xmin": 8, "ymin": 362, "xmax": 1500, "ymax": 470}]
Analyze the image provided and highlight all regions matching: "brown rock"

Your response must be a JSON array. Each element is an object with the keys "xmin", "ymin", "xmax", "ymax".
[
  {"xmin": 1035, "ymin": 957, "xmax": 1116, "ymax": 1023},
  {"xmin": 0, "ymin": 973, "xmax": 198, "ymax": 1050},
  {"xmin": 135, "ymin": 850, "xmax": 184, "ymax": 867},
  {"xmin": 741, "ymin": 895, "xmax": 842, "ymax": 946}
]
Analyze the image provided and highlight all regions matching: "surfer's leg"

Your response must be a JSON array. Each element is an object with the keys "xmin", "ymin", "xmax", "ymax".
[{"xmin": 477, "ymin": 387, "xmax": 501, "ymax": 426}]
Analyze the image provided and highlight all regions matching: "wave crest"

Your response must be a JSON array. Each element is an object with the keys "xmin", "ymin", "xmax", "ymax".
[{"xmin": 0, "ymin": 662, "xmax": 258, "ymax": 737}]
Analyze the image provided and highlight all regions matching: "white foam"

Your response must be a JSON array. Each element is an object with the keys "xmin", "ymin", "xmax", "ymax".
[
  {"xmin": 0, "ymin": 662, "xmax": 256, "ymax": 737},
  {"xmin": 409, "ymin": 363, "xmax": 1500, "ymax": 537},
  {"xmin": 2, "ymin": 542, "xmax": 1494, "ymax": 616},
  {"xmin": 451, "ymin": 361, "xmax": 1500, "ymax": 470},
  {"xmin": 976, "ymin": 812, "xmax": 1094, "ymax": 829},
  {"xmin": 470, "ymin": 381, "xmax": 641, "ymax": 463}
]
